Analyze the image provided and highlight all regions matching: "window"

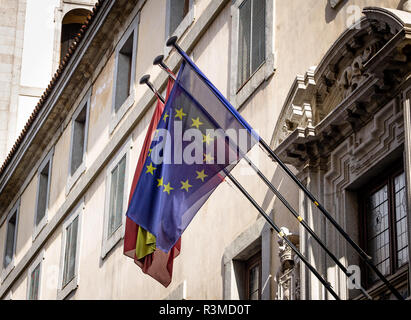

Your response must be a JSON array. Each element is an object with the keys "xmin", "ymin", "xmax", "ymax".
[
  {"xmin": 230, "ymin": 0, "xmax": 274, "ymax": 108},
  {"xmin": 245, "ymin": 252, "xmax": 262, "ymax": 300},
  {"xmin": 362, "ymin": 168, "xmax": 409, "ymax": 286},
  {"xmin": 2, "ymin": 202, "xmax": 19, "ymax": 275},
  {"xmin": 167, "ymin": 0, "xmax": 190, "ymax": 36},
  {"xmin": 67, "ymin": 91, "xmax": 90, "ymax": 192},
  {"xmin": 102, "ymin": 138, "xmax": 132, "ymax": 258},
  {"xmin": 110, "ymin": 14, "xmax": 139, "ymax": 134},
  {"xmin": 58, "ymin": 201, "xmax": 82, "ymax": 300},
  {"xmin": 34, "ymin": 149, "xmax": 53, "ymax": 239},
  {"xmin": 164, "ymin": 0, "xmax": 194, "ymax": 57},
  {"xmin": 60, "ymin": 9, "xmax": 91, "ymax": 62},
  {"xmin": 27, "ymin": 251, "xmax": 44, "ymax": 300},
  {"xmin": 237, "ymin": 0, "xmax": 265, "ymax": 89},
  {"xmin": 114, "ymin": 33, "xmax": 134, "ymax": 112},
  {"xmin": 108, "ymin": 155, "xmax": 126, "ymax": 236}
]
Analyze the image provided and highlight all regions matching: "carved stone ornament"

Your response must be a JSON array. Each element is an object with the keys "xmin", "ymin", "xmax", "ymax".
[
  {"xmin": 271, "ymin": 7, "xmax": 411, "ymax": 169},
  {"xmin": 337, "ymin": 44, "xmax": 377, "ymax": 99},
  {"xmin": 275, "ymin": 227, "xmax": 300, "ymax": 300}
]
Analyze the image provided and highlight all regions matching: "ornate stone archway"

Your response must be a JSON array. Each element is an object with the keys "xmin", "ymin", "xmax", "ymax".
[{"xmin": 272, "ymin": 7, "xmax": 411, "ymax": 300}]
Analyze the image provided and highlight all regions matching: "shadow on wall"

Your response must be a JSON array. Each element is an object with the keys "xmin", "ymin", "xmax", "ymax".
[
  {"xmin": 398, "ymin": 0, "xmax": 408, "ymax": 10},
  {"xmin": 325, "ymin": 0, "xmax": 349, "ymax": 23}
]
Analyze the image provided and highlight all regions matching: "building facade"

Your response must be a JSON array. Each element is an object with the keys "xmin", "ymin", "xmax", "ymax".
[{"xmin": 0, "ymin": 0, "xmax": 410, "ymax": 300}]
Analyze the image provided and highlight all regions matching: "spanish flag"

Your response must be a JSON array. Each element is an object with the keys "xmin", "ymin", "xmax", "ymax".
[{"xmin": 123, "ymin": 77, "xmax": 181, "ymax": 287}]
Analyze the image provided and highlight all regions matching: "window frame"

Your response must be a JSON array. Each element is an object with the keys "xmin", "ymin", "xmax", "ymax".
[
  {"xmin": 26, "ymin": 250, "xmax": 45, "ymax": 300},
  {"xmin": 164, "ymin": 0, "xmax": 195, "ymax": 57},
  {"xmin": 110, "ymin": 13, "xmax": 140, "ymax": 135},
  {"xmin": 360, "ymin": 164, "xmax": 408, "ymax": 289},
  {"xmin": 33, "ymin": 148, "xmax": 54, "ymax": 241},
  {"xmin": 245, "ymin": 251, "xmax": 262, "ymax": 300},
  {"xmin": 1, "ymin": 199, "xmax": 20, "ymax": 283},
  {"xmin": 57, "ymin": 199, "xmax": 83, "ymax": 300},
  {"xmin": 101, "ymin": 137, "xmax": 133, "ymax": 259},
  {"xmin": 230, "ymin": 0, "xmax": 275, "ymax": 109},
  {"xmin": 66, "ymin": 89, "xmax": 91, "ymax": 194}
]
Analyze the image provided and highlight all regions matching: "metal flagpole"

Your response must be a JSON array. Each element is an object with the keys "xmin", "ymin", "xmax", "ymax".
[
  {"xmin": 164, "ymin": 36, "xmax": 404, "ymax": 300},
  {"xmin": 224, "ymin": 171, "xmax": 341, "ymax": 300},
  {"xmin": 139, "ymin": 75, "xmax": 165, "ymax": 104},
  {"xmin": 153, "ymin": 55, "xmax": 372, "ymax": 299},
  {"xmin": 140, "ymin": 73, "xmax": 341, "ymax": 301}
]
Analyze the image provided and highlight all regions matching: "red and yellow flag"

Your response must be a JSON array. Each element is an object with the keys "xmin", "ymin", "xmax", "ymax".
[{"xmin": 123, "ymin": 78, "xmax": 181, "ymax": 287}]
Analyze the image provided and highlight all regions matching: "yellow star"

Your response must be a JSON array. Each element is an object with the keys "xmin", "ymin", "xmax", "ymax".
[
  {"xmin": 180, "ymin": 179, "xmax": 192, "ymax": 192},
  {"xmin": 202, "ymin": 133, "xmax": 214, "ymax": 145},
  {"xmin": 163, "ymin": 182, "xmax": 174, "ymax": 195},
  {"xmin": 157, "ymin": 177, "xmax": 164, "ymax": 187},
  {"xmin": 146, "ymin": 162, "xmax": 157, "ymax": 175},
  {"xmin": 191, "ymin": 117, "xmax": 203, "ymax": 129},
  {"xmin": 163, "ymin": 112, "xmax": 169, "ymax": 123},
  {"xmin": 204, "ymin": 153, "xmax": 214, "ymax": 164},
  {"xmin": 175, "ymin": 107, "xmax": 187, "ymax": 120},
  {"xmin": 196, "ymin": 170, "xmax": 208, "ymax": 182},
  {"xmin": 148, "ymin": 148, "xmax": 153, "ymax": 156}
]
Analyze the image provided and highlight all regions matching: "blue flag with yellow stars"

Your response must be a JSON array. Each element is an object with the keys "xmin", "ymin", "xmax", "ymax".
[{"xmin": 126, "ymin": 60, "xmax": 259, "ymax": 252}]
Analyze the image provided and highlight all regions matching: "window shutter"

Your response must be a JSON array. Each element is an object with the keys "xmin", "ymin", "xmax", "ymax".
[
  {"xmin": 62, "ymin": 216, "xmax": 79, "ymax": 286},
  {"xmin": 251, "ymin": 0, "xmax": 265, "ymax": 73},
  {"xmin": 238, "ymin": 0, "xmax": 252, "ymax": 89},
  {"xmin": 68, "ymin": 217, "xmax": 79, "ymax": 283},
  {"xmin": 115, "ymin": 156, "xmax": 126, "ymax": 231},
  {"xmin": 29, "ymin": 264, "xmax": 41, "ymax": 300},
  {"xmin": 108, "ymin": 165, "xmax": 119, "ymax": 236}
]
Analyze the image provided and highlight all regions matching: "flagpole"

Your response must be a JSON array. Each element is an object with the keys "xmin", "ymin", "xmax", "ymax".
[
  {"xmin": 165, "ymin": 36, "xmax": 404, "ymax": 300},
  {"xmin": 154, "ymin": 56, "xmax": 373, "ymax": 299},
  {"xmin": 141, "ymin": 71, "xmax": 342, "ymax": 301},
  {"xmin": 139, "ymin": 75, "xmax": 165, "ymax": 104},
  {"xmin": 224, "ymin": 171, "xmax": 341, "ymax": 300}
]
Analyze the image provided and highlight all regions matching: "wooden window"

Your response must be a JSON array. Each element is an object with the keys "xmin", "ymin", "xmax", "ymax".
[
  {"xmin": 245, "ymin": 252, "xmax": 262, "ymax": 300},
  {"xmin": 361, "ymin": 167, "xmax": 409, "ymax": 286},
  {"xmin": 237, "ymin": 0, "xmax": 266, "ymax": 89}
]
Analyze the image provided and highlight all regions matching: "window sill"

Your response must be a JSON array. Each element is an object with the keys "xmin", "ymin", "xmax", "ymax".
[
  {"xmin": 353, "ymin": 265, "xmax": 409, "ymax": 300},
  {"xmin": 101, "ymin": 225, "xmax": 124, "ymax": 259},
  {"xmin": 109, "ymin": 91, "xmax": 135, "ymax": 135},
  {"xmin": 32, "ymin": 216, "xmax": 48, "ymax": 242},
  {"xmin": 231, "ymin": 54, "xmax": 275, "ymax": 110},
  {"xmin": 57, "ymin": 276, "xmax": 78, "ymax": 300},
  {"xmin": 66, "ymin": 162, "xmax": 86, "ymax": 196},
  {"xmin": 1, "ymin": 260, "xmax": 15, "ymax": 284}
]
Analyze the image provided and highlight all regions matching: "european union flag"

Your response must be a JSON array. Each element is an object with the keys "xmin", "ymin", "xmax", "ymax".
[{"xmin": 126, "ymin": 60, "xmax": 259, "ymax": 252}]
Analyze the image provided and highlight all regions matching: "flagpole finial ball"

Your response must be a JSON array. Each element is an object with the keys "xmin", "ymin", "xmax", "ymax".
[
  {"xmin": 166, "ymin": 36, "xmax": 178, "ymax": 47},
  {"xmin": 153, "ymin": 55, "xmax": 165, "ymax": 66},
  {"xmin": 139, "ymin": 74, "xmax": 150, "ymax": 85}
]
